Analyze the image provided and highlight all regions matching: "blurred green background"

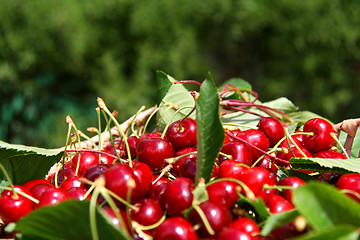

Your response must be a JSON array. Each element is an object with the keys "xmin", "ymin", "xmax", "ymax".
[{"xmin": 1, "ymin": 0, "xmax": 360, "ymax": 148}]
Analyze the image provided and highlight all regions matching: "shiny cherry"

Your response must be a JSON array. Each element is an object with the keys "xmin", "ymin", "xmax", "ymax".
[
  {"xmin": 71, "ymin": 151, "xmax": 101, "ymax": 175},
  {"xmin": 130, "ymin": 198, "xmax": 164, "ymax": 226},
  {"xmin": 236, "ymin": 129, "xmax": 270, "ymax": 162},
  {"xmin": 148, "ymin": 174, "xmax": 170, "ymax": 206},
  {"xmin": 217, "ymin": 226, "xmax": 255, "ymax": 240},
  {"xmin": 153, "ymin": 217, "xmax": 198, "ymax": 240},
  {"xmin": 67, "ymin": 186, "xmax": 91, "ymax": 201},
  {"xmin": 276, "ymin": 176, "xmax": 305, "ymax": 203},
  {"xmin": 125, "ymin": 160, "xmax": 153, "ymax": 198},
  {"xmin": 265, "ymin": 194, "xmax": 294, "ymax": 214},
  {"xmin": 217, "ymin": 159, "xmax": 248, "ymax": 180},
  {"xmin": 313, "ymin": 150, "xmax": 346, "ymax": 159},
  {"xmin": 257, "ymin": 117, "xmax": 285, "ymax": 147},
  {"xmin": 207, "ymin": 180, "xmax": 240, "ymax": 209},
  {"xmin": 22, "ymin": 178, "xmax": 50, "ymax": 191},
  {"xmin": 83, "ymin": 163, "xmax": 111, "ymax": 187},
  {"xmin": 226, "ymin": 217, "xmax": 260, "ymax": 235},
  {"xmin": 50, "ymin": 166, "xmax": 76, "ymax": 186},
  {"xmin": 36, "ymin": 187, "xmax": 69, "ymax": 209},
  {"xmin": 239, "ymin": 167, "xmax": 275, "ymax": 198},
  {"xmin": 336, "ymin": 173, "xmax": 360, "ymax": 202},
  {"xmin": 218, "ymin": 141, "xmax": 252, "ymax": 166},
  {"xmin": 173, "ymin": 147, "xmax": 197, "ymax": 177},
  {"xmin": 30, "ymin": 183, "xmax": 55, "ymax": 200},
  {"xmin": 165, "ymin": 118, "xmax": 197, "ymax": 151},
  {"xmin": 302, "ymin": 118, "xmax": 335, "ymax": 153},
  {"xmin": 60, "ymin": 176, "xmax": 84, "ymax": 191}
]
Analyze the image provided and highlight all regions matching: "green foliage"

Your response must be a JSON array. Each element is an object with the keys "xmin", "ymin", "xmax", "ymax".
[{"xmin": 1, "ymin": 0, "xmax": 360, "ymax": 148}]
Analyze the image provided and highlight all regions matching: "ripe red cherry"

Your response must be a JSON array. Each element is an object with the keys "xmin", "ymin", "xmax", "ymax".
[
  {"xmin": 83, "ymin": 163, "xmax": 111, "ymax": 187},
  {"xmin": 189, "ymin": 201, "xmax": 233, "ymax": 237},
  {"xmin": 102, "ymin": 206, "xmax": 130, "ymax": 233},
  {"xmin": 153, "ymin": 217, "xmax": 198, "ymax": 240},
  {"xmin": 137, "ymin": 137, "xmax": 175, "ymax": 171},
  {"xmin": 180, "ymin": 158, "xmax": 197, "ymax": 182},
  {"xmin": 165, "ymin": 118, "xmax": 197, "ymax": 151},
  {"xmin": 30, "ymin": 183, "xmax": 55, "ymax": 200},
  {"xmin": 66, "ymin": 186, "xmax": 91, "ymax": 201},
  {"xmin": 173, "ymin": 147, "xmax": 197, "ymax": 177},
  {"xmin": 36, "ymin": 187, "xmax": 69, "ymax": 209},
  {"xmin": 276, "ymin": 176, "xmax": 306, "ymax": 203},
  {"xmin": 257, "ymin": 117, "xmax": 285, "ymax": 147},
  {"xmin": 71, "ymin": 151, "xmax": 101, "ymax": 175},
  {"xmin": 223, "ymin": 128, "xmax": 241, "ymax": 145},
  {"xmin": 265, "ymin": 194, "xmax": 294, "ymax": 214},
  {"xmin": 302, "ymin": 118, "xmax": 335, "ymax": 153},
  {"xmin": 163, "ymin": 177, "xmax": 194, "ymax": 216},
  {"xmin": 50, "ymin": 166, "xmax": 76, "ymax": 186},
  {"xmin": 218, "ymin": 141, "xmax": 252, "ymax": 166},
  {"xmin": 0, "ymin": 186, "xmax": 34, "ymax": 223},
  {"xmin": 226, "ymin": 217, "xmax": 260, "ymax": 235},
  {"xmin": 137, "ymin": 132, "xmax": 163, "ymax": 148},
  {"xmin": 216, "ymin": 227, "xmax": 255, "ymax": 240},
  {"xmin": 336, "ymin": 173, "xmax": 360, "ymax": 202},
  {"xmin": 207, "ymin": 180, "xmax": 240, "ymax": 209},
  {"xmin": 236, "ymin": 129, "xmax": 270, "ymax": 162},
  {"xmin": 22, "ymin": 178, "xmax": 50, "ymax": 191},
  {"xmin": 130, "ymin": 198, "xmax": 164, "ymax": 226},
  {"xmin": 125, "ymin": 160, "xmax": 153, "ymax": 198},
  {"xmin": 217, "ymin": 159, "xmax": 248, "ymax": 180},
  {"xmin": 276, "ymin": 137, "xmax": 311, "ymax": 166},
  {"xmin": 60, "ymin": 176, "xmax": 84, "ymax": 191},
  {"xmin": 104, "ymin": 164, "xmax": 141, "ymax": 202},
  {"xmin": 313, "ymin": 150, "xmax": 346, "ymax": 159},
  {"xmin": 239, "ymin": 167, "xmax": 275, "ymax": 198},
  {"xmin": 148, "ymin": 175, "xmax": 170, "ymax": 205}
]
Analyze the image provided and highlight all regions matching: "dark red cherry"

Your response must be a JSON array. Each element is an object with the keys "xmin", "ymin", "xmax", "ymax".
[
  {"xmin": 22, "ymin": 178, "xmax": 50, "ymax": 191},
  {"xmin": 265, "ymin": 194, "xmax": 294, "ymax": 214},
  {"xmin": 165, "ymin": 118, "xmax": 197, "ymax": 151},
  {"xmin": 137, "ymin": 132, "xmax": 163, "ymax": 147},
  {"xmin": 276, "ymin": 176, "xmax": 306, "ymax": 203},
  {"xmin": 60, "ymin": 176, "xmax": 84, "ymax": 191},
  {"xmin": 50, "ymin": 167, "xmax": 76, "ymax": 186},
  {"xmin": 153, "ymin": 217, "xmax": 198, "ymax": 240},
  {"xmin": 207, "ymin": 180, "xmax": 240, "ymax": 209},
  {"xmin": 216, "ymin": 226, "xmax": 255, "ymax": 240},
  {"xmin": 66, "ymin": 187, "xmax": 91, "ymax": 201},
  {"xmin": 148, "ymin": 175, "xmax": 170, "ymax": 205},
  {"xmin": 120, "ymin": 135, "xmax": 139, "ymax": 159},
  {"xmin": 189, "ymin": 201, "xmax": 233, "ymax": 238},
  {"xmin": 336, "ymin": 173, "xmax": 360, "ymax": 202},
  {"xmin": 36, "ymin": 187, "xmax": 69, "ymax": 209},
  {"xmin": 104, "ymin": 164, "xmax": 141, "ymax": 202},
  {"xmin": 130, "ymin": 198, "xmax": 164, "ymax": 226},
  {"xmin": 255, "ymin": 155, "xmax": 278, "ymax": 171},
  {"xmin": 71, "ymin": 151, "xmax": 100, "ymax": 175},
  {"xmin": 226, "ymin": 217, "xmax": 260, "ymax": 235},
  {"xmin": 125, "ymin": 160, "xmax": 153, "ymax": 198},
  {"xmin": 137, "ymin": 138, "xmax": 175, "ymax": 171},
  {"xmin": 30, "ymin": 183, "xmax": 55, "ymax": 200},
  {"xmin": 236, "ymin": 129, "xmax": 270, "ymax": 162},
  {"xmin": 0, "ymin": 186, "xmax": 33, "ymax": 223},
  {"xmin": 218, "ymin": 141, "xmax": 252, "ymax": 166},
  {"xmin": 217, "ymin": 160, "xmax": 248, "ymax": 180},
  {"xmin": 83, "ymin": 163, "xmax": 111, "ymax": 187},
  {"xmin": 163, "ymin": 177, "xmax": 194, "ymax": 216},
  {"xmin": 173, "ymin": 147, "xmax": 197, "ymax": 177},
  {"xmin": 302, "ymin": 118, "xmax": 335, "ymax": 153},
  {"xmin": 180, "ymin": 158, "xmax": 197, "ymax": 182},
  {"xmin": 313, "ymin": 150, "xmax": 346, "ymax": 159},
  {"xmin": 257, "ymin": 117, "xmax": 285, "ymax": 147}
]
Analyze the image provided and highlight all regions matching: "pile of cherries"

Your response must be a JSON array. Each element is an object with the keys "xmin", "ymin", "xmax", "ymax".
[{"xmin": 1, "ymin": 116, "xmax": 359, "ymax": 240}]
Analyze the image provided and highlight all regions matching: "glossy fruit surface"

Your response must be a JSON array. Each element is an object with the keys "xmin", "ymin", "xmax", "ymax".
[
  {"xmin": 217, "ymin": 159, "xmax": 248, "ymax": 180},
  {"xmin": 36, "ymin": 187, "xmax": 69, "ymax": 209},
  {"xmin": 276, "ymin": 176, "xmax": 306, "ymax": 203},
  {"xmin": 265, "ymin": 194, "xmax": 294, "ymax": 214},
  {"xmin": 257, "ymin": 117, "xmax": 285, "ymax": 147},
  {"xmin": 226, "ymin": 217, "xmax": 260, "ymax": 235},
  {"xmin": 302, "ymin": 118, "xmax": 335, "ymax": 153},
  {"xmin": 71, "ymin": 152, "xmax": 100, "ymax": 175},
  {"xmin": 207, "ymin": 180, "xmax": 240, "ymax": 209},
  {"xmin": 130, "ymin": 198, "xmax": 164, "ymax": 226},
  {"xmin": 153, "ymin": 217, "xmax": 198, "ymax": 240},
  {"xmin": 236, "ymin": 129, "xmax": 270, "ymax": 162},
  {"xmin": 218, "ymin": 141, "xmax": 252, "ymax": 166},
  {"xmin": 216, "ymin": 226, "xmax": 255, "ymax": 240},
  {"xmin": 336, "ymin": 173, "xmax": 360, "ymax": 202},
  {"xmin": 165, "ymin": 118, "xmax": 197, "ymax": 151}
]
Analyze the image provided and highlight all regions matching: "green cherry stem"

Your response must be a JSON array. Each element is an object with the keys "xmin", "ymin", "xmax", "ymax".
[
  {"xmin": 0, "ymin": 163, "xmax": 18, "ymax": 199},
  {"xmin": 330, "ymin": 132, "xmax": 351, "ymax": 159},
  {"xmin": 192, "ymin": 203, "xmax": 215, "ymax": 236},
  {"xmin": 161, "ymin": 105, "xmax": 195, "ymax": 139}
]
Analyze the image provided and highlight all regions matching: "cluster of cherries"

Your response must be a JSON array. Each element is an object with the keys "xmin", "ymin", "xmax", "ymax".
[{"xmin": 1, "ymin": 116, "xmax": 359, "ymax": 240}]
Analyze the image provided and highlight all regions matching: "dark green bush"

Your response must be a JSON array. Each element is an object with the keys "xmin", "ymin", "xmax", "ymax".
[{"xmin": 1, "ymin": 0, "xmax": 359, "ymax": 148}]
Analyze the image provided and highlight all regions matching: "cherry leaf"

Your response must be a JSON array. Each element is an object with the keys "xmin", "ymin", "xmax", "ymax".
[
  {"xmin": 195, "ymin": 73, "xmax": 224, "ymax": 183},
  {"xmin": 261, "ymin": 209, "xmax": 299, "ymax": 236}
]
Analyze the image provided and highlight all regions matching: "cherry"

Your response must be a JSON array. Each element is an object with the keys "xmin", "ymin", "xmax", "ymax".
[
  {"xmin": 226, "ymin": 217, "xmax": 260, "ymax": 235},
  {"xmin": 137, "ymin": 137, "xmax": 175, "ymax": 171},
  {"xmin": 66, "ymin": 186, "xmax": 91, "ymax": 201},
  {"xmin": 276, "ymin": 176, "xmax": 306, "ymax": 204},
  {"xmin": 125, "ymin": 160, "xmax": 153, "ymax": 198},
  {"xmin": 153, "ymin": 217, "xmax": 198, "ymax": 240},
  {"xmin": 239, "ymin": 167, "xmax": 275, "ymax": 198},
  {"xmin": 207, "ymin": 180, "xmax": 240, "ymax": 209},
  {"xmin": 216, "ymin": 226, "xmax": 255, "ymax": 240},
  {"xmin": 223, "ymin": 128, "xmax": 241, "ymax": 145},
  {"xmin": 102, "ymin": 206, "xmax": 130, "ymax": 233},
  {"xmin": 130, "ymin": 198, "xmax": 164, "ymax": 226},
  {"xmin": 103, "ymin": 164, "xmax": 141, "ymax": 202},
  {"xmin": 83, "ymin": 163, "xmax": 111, "ymax": 187},
  {"xmin": 163, "ymin": 177, "xmax": 194, "ymax": 216},
  {"xmin": 257, "ymin": 117, "xmax": 285, "ymax": 147},
  {"xmin": 236, "ymin": 129, "xmax": 270, "ymax": 162},
  {"xmin": 180, "ymin": 157, "xmax": 197, "ymax": 182},
  {"xmin": 302, "ymin": 118, "xmax": 335, "ymax": 153},
  {"xmin": 173, "ymin": 147, "xmax": 197, "ymax": 177},
  {"xmin": 217, "ymin": 159, "xmax": 248, "ymax": 180},
  {"xmin": 50, "ymin": 166, "xmax": 76, "ymax": 186},
  {"xmin": 60, "ymin": 176, "xmax": 84, "ymax": 191},
  {"xmin": 276, "ymin": 137, "xmax": 311, "ymax": 166},
  {"xmin": 255, "ymin": 155, "xmax": 278, "ymax": 171},
  {"xmin": 265, "ymin": 194, "xmax": 294, "ymax": 214},
  {"xmin": 30, "ymin": 183, "xmax": 55, "ymax": 200},
  {"xmin": 218, "ymin": 141, "xmax": 252, "ymax": 166},
  {"xmin": 99, "ymin": 150, "xmax": 117, "ymax": 164},
  {"xmin": 313, "ymin": 150, "xmax": 346, "ymax": 159},
  {"xmin": 336, "ymin": 173, "xmax": 360, "ymax": 202},
  {"xmin": 137, "ymin": 132, "xmax": 163, "ymax": 148},
  {"xmin": 0, "ymin": 186, "xmax": 33, "ymax": 223},
  {"xmin": 22, "ymin": 178, "xmax": 50, "ymax": 191},
  {"xmin": 148, "ymin": 175, "xmax": 170, "ymax": 206},
  {"xmin": 165, "ymin": 118, "xmax": 197, "ymax": 151},
  {"xmin": 103, "ymin": 139, "xmax": 123, "ymax": 157},
  {"xmin": 71, "ymin": 151, "xmax": 101, "ymax": 175},
  {"xmin": 189, "ymin": 201, "xmax": 233, "ymax": 238},
  {"xmin": 36, "ymin": 187, "xmax": 69, "ymax": 209}
]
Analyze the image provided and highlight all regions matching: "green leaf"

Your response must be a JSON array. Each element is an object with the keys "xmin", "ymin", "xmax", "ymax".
[
  {"xmin": 0, "ymin": 141, "xmax": 63, "ymax": 185},
  {"xmin": 293, "ymin": 182, "xmax": 360, "ymax": 231},
  {"xmin": 289, "ymin": 157, "xmax": 360, "ymax": 174},
  {"xmin": 15, "ymin": 200, "xmax": 130, "ymax": 240},
  {"xmin": 157, "ymin": 73, "xmax": 196, "ymax": 128},
  {"xmin": 237, "ymin": 196, "xmax": 270, "ymax": 223},
  {"xmin": 156, "ymin": 70, "xmax": 173, "ymax": 103},
  {"xmin": 262, "ymin": 97, "xmax": 298, "ymax": 114},
  {"xmin": 292, "ymin": 225, "xmax": 359, "ymax": 240},
  {"xmin": 261, "ymin": 209, "xmax": 299, "ymax": 236},
  {"xmin": 195, "ymin": 73, "xmax": 224, "ymax": 183},
  {"xmin": 218, "ymin": 77, "xmax": 252, "ymax": 91},
  {"xmin": 287, "ymin": 111, "xmax": 329, "ymax": 126}
]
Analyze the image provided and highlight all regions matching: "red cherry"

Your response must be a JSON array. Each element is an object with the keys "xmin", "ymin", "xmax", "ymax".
[
  {"xmin": 36, "ymin": 187, "xmax": 69, "ymax": 209},
  {"xmin": 163, "ymin": 177, "xmax": 194, "ymax": 216},
  {"xmin": 226, "ymin": 217, "xmax": 260, "ymax": 235},
  {"xmin": 207, "ymin": 180, "xmax": 240, "ymax": 209},
  {"xmin": 125, "ymin": 160, "xmax": 153, "ymax": 198},
  {"xmin": 180, "ymin": 158, "xmax": 197, "ymax": 182},
  {"xmin": 257, "ymin": 117, "xmax": 285, "ymax": 147},
  {"xmin": 30, "ymin": 183, "xmax": 55, "ymax": 200},
  {"xmin": 302, "ymin": 118, "xmax": 335, "ymax": 153},
  {"xmin": 71, "ymin": 152, "xmax": 100, "ymax": 176},
  {"xmin": 83, "ymin": 163, "xmax": 111, "ymax": 188},
  {"xmin": 236, "ymin": 129, "xmax": 270, "ymax": 162},
  {"xmin": 189, "ymin": 201, "xmax": 233, "ymax": 238},
  {"xmin": 223, "ymin": 129, "xmax": 241, "ymax": 145},
  {"xmin": 153, "ymin": 217, "xmax": 198, "ymax": 240},
  {"xmin": 336, "ymin": 173, "xmax": 360, "ymax": 202},
  {"xmin": 22, "ymin": 178, "xmax": 50, "ymax": 191},
  {"xmin": 148, "ymin": 175, "xmax": 170, "ymax": 205},
  {"xmin": 239, "ymin": 167, "xmax": 274, "ymax": 198},
  {"xmin": 218, "ymin": 141, "xmax": 252, "ymax": 166},
  {"xmin": 0, "ymin": 186, "xmax": 33, "ymax": 223},
  {"xmin": 103, "ymin": 164, "xmax": 141, "ymax": 202},
  {"xmin": 137, "ymin": 138, "xmax": 175, "ymax": 171},
  {"xmin": 216, "ymin": 226, "xmax": 255, "ymax": 240},
  {"xmin": 102, "ymin": 206, "xmax": 130, "ymax": 233},
  {"xmin": 265, "ymin": 194, "xmax": 294, "ymax": 214},
  {"xmin": 50, "ymin": 167, "xmax": 76, "ymax": 186},
  {"xmin": 130, "ymin": 198, "xmax": 164, "ymax": 226},
  {"xmin": 137, "ymin": 132, "xmax": 163, "ymax": 148},
  {"xmin": 276, "ymin": 176, "xmax": 306, "ymax": 204},
  {"xmin": 217, "ymin": 160, "xmax": 248, "ymax": 180},
  {"xmin": 165, "ymin": 118, "xmax": 197, "ymax": 151},
  {"xmin": 313, "ymin": 150, "xmax": 346, "ymax": 159},
  {"xmin": 66, "ymin": 187, "xmax": 91, "ymax": 201},
  {"xmin": 60, "ymin": 176, "xmax": 84, "ymax": 191},
  {"xmin": 255, "ymin": 155, "xmax": 278, "ymax": 171},
  {"xmin": 173, "ymin": 147, "xmax": 197, "ymax": 177}
]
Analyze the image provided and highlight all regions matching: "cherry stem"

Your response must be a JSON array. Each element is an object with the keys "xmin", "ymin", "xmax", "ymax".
[
  {"xmin": 0, "ymin": 186, "xmax": 39, "ymax": 204},
  {"xmin": 89, "ymin": 187, "xmax": 101, "ymax": 240},
  {"xmin": 165, "ymin": 151, "xmax": 197, "ymax": 164},
  {"xmin": 130, "ymin": 106, "xmax": 146, "ymax": 138},
  {"xmin": 284, "ymin": 128, "xmax": 308, "ymax": 158},
  {"xmin": 152, "ymin": 164, "xmax": 173, "ymax": 185},
  {"xmin": 173, "ymin": 80, "xmax": 202, "ymax": 86},
  {"xmin": 192, "ymin": 203, "xmax": 215, "ymax": 236},
  {"xmin": 218, "ymin": 151, "xmax": 233, "ymax": 160},
  {"xmin": 140, "ymin": 214, "xmax": 166, "ymax": 231},
  {"xmin": 330, "ymin": 132, "xmax": 351, "ymax": 159},
  {"xmin": 263, "ymin": 184, "xmax": 295, "ymax": 191},
  {"xmin": 0, "ymin": 163, "xmax": 18, "ymax": 199},
  {"xmin": 161, "ymin": 105, "xmax": 195, "ymax": 139}
]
